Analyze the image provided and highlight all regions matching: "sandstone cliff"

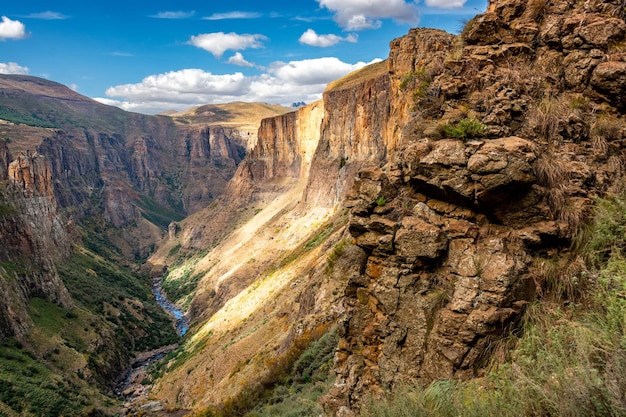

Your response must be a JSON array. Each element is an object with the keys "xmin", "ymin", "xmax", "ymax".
[
  {"xmin": 144, "ymin": 0, "xmax": 625, "ymax": 415},
  {"xmin": 0, "ymin": 141, "xmax": 72, "ymax": 340},
  {"xmin": 0, "ymin": 76, "xmax": 252, "ymax": 259}
]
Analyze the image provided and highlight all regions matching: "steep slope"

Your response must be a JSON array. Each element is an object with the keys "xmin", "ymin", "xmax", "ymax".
[
  {"xmin": 141, "ymin": 30, "xmax": 455, "ymax": 413},
  {"xmin": 0, "ymin": 75, "xmax": 250, "ymax": 258},
  {"xmin": 167, "ymin": 101, "xmax": 291, "ymax": 151},
  {"xmin": 0, "ymin": 141, "xmax": 72, "ymax": 340},
  {"xmin": 0, "ymin": 141, "xmax": 178, "ymax": 416},
  {"xmin": 142, "ymin": 0, "xmax": 625, "ymax": 415},
  {"xmin": 324, "ymin": 0, "xmax": 626, "ymax": 414}
]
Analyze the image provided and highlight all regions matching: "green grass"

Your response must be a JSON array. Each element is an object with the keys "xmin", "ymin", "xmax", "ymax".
[
  {"xmin": 0, "ymin": 106, "xmax": 58, "ymax": 128},
  {"xmin": 188, "ymin": 326, "xmax": 339, "ymax": 417},
  {"xmin": 135, "ymin": 194, "xmax": 185, "ymax": 230},
  {"xmin": 360, "ymin": 195, "xmax": 626, "ymax": 417},
  {"xmin": 0, "ymin": 245, "xmax": 182, "ymax": 416},
  {"xmin": 56, "ymin": 249, "xmax": 178, "ymax": 352},
  {"xmin": 439, "ymin": 117, "xmax": 486, "ymax": 141},
  {"xmin": 0, "ymin": 338, "xmax": 109, "ymax": 417}
]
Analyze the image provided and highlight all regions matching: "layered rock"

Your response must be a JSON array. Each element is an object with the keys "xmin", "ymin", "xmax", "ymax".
[
  {"xmin": 0, "ymin": 76, "xmax": 250, "ymax": 259},
  {"xmin": 0, "ymin": 141, "xmax": 72, "ymax": 340},
  {"xmin": 323, "ymin": 0, "xmax": 626, "ymax": 414}
]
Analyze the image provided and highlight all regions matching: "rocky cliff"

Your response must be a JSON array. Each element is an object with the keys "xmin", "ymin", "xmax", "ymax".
[
  {"xmin": 323, "ymin": 0, "xmax": 626, "ymax": 414},
  {"xmin": 0, "ymin": 75, "xmax": 253, "ymax": 259},
  {"xmin": 145, "ymin": 0, "xmax": 625, "ymax": 414},
  {"xmin": 0, "ymin": 141, "xmax": 72, "ymax": 340}
]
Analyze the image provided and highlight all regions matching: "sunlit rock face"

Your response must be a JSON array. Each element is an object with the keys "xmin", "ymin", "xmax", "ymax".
[{"xmin": 125, "ymin": 0, "xmax": 625, "ymax": 413}]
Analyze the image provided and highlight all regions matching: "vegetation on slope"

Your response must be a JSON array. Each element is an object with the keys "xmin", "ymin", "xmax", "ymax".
[
  {"xmin": 0, "ymin": 242, "xmax": 179, "ymax": 417},
  {"xmin": 325, "ymin": 60, "xmax": 388, "ymax": 93},
  {"xmin": 359, "ymin": 195, "xmax": 626, "ymax": 417},
  {"xmin": 188, "ymin": 326, "xmax": 340, "ymax": 417}
]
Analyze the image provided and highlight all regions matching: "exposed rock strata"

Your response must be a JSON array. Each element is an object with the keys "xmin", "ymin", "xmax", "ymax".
[
  {"xmin": 324, "ymin": 0, "xmax": 626, "ymax": 414},
  {"xmin": 140, "ymin": 0, "xmax": 624, "ymax": 414},
  {"xmin": 0, "ymin": 141, "xmax": 72, "ymax": 339}
]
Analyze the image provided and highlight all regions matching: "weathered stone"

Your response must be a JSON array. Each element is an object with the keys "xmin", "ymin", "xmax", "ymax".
[
  {"xmin": 394, "ymin": 217, "xmax": 448, "ymax": 260},
  {"xmin": 590, "ymin": 61, "xmax": 626, "ymax": 109},
  {"xmin": 420, "ymin": 139, "xmax": 468, "ymax": 167}
]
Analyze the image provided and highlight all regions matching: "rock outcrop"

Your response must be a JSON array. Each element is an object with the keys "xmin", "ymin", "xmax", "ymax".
[
  {"xmin": 0, "ymin": 141, "xmax": 72, "ymax": 340},
  {"xmin": 323, "ymin": 0, "xmax": 626, "ymax": 414}
]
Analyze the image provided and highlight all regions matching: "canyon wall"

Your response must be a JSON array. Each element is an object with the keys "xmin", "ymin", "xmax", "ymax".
[
  {"xmin": 323, "ymin": 0, "xmax": 626, "ymax": 414},
  {"xmin": 0, "ymin": 141, "xmax": 72, "ymax": 340},
  {"xmin": 0, "ymin": 76, "xmax": 248, "ymax": 259}
]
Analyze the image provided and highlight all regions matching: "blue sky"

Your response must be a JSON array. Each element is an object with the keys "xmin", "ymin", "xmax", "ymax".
[{"xmin": 0, "ymin": 0, "xmax": 487, "ymax": 114}]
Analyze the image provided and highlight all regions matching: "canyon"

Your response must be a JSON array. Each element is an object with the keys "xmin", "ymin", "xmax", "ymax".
[{"xmin": 0, "ymin": 0, "xmax": 625, "ymax": 415}]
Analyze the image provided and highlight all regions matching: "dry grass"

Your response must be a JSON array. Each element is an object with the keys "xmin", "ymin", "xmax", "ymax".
[
  {"xmin": 533, "ymin": 151, "xmax": 569, "ymax": 188},
  {"xmin": 360, "ymin": 196, "xmax": 626, "ymax": 417},
  {"xmin": 530, "ymin": 95, "xmax": 571, "ymax": 141},
  {"xmin": 325, "ymin": 60, "xmax": 388, "ymax": 92},
  {"xmin": 169, "ymin": 102, "xmax": 291, "ymax": 128},
  {"xmin": 526, "ymin": 0, "xmax": 547, "ymax": 20},
  {"xmin": 531, "ymin": 255, "xmax": 588, "ymax": 301}
]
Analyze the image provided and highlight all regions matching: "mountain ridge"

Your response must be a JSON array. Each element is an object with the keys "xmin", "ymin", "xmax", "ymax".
[{"xmin": 0, "ymin": 0, "xmax": 624, "ymax": 415}]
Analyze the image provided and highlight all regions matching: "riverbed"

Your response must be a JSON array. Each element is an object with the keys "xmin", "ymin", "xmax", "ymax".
[{"xmin": 115, "ymin": 277, "xmax": 190, "ymax": 413}]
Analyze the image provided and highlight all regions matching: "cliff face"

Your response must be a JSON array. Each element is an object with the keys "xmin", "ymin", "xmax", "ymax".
[
  {"xmin": 94, "ymin": 0, "xmax": 626, "ymax": 413},
  {"xmin": 0, "ymin": 141, "xmax": 72, "ymax": 340},
  {"xmin": 0, "ymin": 76, "xmax": 248, "ymax": 259},
  {"xmin": 323, "ymin": 0, "xmax": 626, "ymax": 414}
]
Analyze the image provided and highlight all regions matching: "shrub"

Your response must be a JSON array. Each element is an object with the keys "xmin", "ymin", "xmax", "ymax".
[{"xmin": 439, "ymin": 117, "xmax": 485, "ymax": 141}]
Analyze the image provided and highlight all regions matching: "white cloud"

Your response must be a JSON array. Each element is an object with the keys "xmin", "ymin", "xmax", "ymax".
[
  {"xmin": 268, "ymin": 57, "xmax": 373, "ymax": 85},
  {"xmin": 227, "ymin": 52, "xmax": 254, "ymax": 67},
  {"xmin": 150, "ymin": 10, "xmax": 195, "ymax": 19},
  {"xmin": 0, "ymin": 16, "xmax": 27, "ymax": 40},
  {"xmin": 299, "ymin": 29, "xmax": 357, "ymax": 47},
  {"xmin": 27, "ymin": 11, "xmax": 68, "ymax": 20},
  {"xmin": 203, "ymin": 11, "xmax": 261, "ymax": 20},
  {"xmin": 100, "ymin": 57, "xmax": 382, "ymax": 114},
  {"xmin": 69, "ymin": 83, "xmax": 79, "ymax": 91},
  {"xmin": 188, "ymin": 32, "xmax": 267, "ymax": 59},
  {"xmin": 424, "ymin": 0, "xmax": 467, "ymax": 7},
  {"xmin": 316, "ymin": 0, "xmax": 419, "ymax": 30},
  {"xmin": 0, "ymin": 62, "xmax": 29, "ymax": 74}
]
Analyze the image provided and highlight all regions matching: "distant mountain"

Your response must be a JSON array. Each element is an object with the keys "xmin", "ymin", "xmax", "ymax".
[{"xmin": 0, "ymin": 74, "xmax": 284, "ymax": 257}]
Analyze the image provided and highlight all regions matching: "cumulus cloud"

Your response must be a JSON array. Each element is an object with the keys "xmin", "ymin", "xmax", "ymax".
[
  {"xmin": 99, "ymin": 57, "xmax": 381, "ymax": 113},
  {"xmin": 203, "ymin": 11, "xmax": 261, "ymax": 20},
  {"xmin": 299, "ymin": 29, "xmax": 357, "ymax": 47},
  {"xmin": 268, "ymin": 57, "xmax": 374, "ymax": 85},
  {"xmin": 316, "ymin": 0, "xmax": 419, "ymax": 30},
  {"xmin": 0, "ymin": 16, "xmax": 28, "ymax": 40},
  {"xmin": 27, "ymin": 11, "xmax": 68, "ymax": 19},
  {"xmin": 188, "ymin": 32, "xmax": 266, "ymax": 59},
  {"xmin": 227, "ymin": 52, "xmax": 254, "ymax": 67},
  {"xmin": 424, "ymin": 0, "xmax": 467, "ymax": 7},
  {"xmin": 0, "ymin": 62, "xmax": 29, "ymax": 74},
  {"xmin": 150, "ymin": 10, "xmax": 195, "ymax": 19}
]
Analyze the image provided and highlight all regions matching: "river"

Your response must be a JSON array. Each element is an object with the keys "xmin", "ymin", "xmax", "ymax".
[
  {"xmin": 114, "ymin": 277, "xmax": 190, "ymax": 413},
  {"xmin": 152, "ymin": 277, "xmax": 189, "ymax": 336}
]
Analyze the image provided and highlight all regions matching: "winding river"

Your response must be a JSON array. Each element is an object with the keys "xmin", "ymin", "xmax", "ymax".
[
  {"xmin": 115, "ymin": 277, "xmax": 190, "ymax": 409},
  {"xmin": 152, "ymin": 277, "xmax": 189, "ymax": 336}
]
